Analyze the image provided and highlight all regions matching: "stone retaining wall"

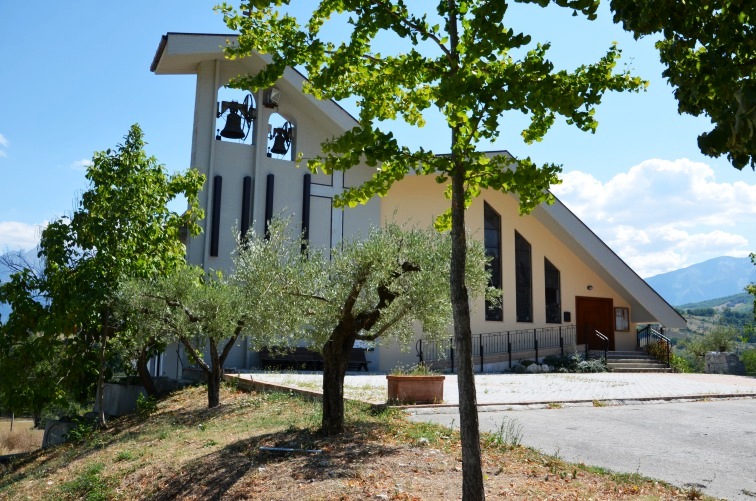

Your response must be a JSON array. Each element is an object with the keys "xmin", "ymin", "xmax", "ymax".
[{"xmin": 705, "ymin": 352, "xmax": 745, "ymax": 375}]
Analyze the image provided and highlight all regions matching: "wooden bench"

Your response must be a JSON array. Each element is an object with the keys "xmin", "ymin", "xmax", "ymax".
[
  {"xmin": 259, "ymin": 347, "xmax": 370, "ymax": 372},
  {"xmin": 259, "ymin": 347, "xmax": 323, "ymax": 371},
  {"xmin": 347, "ymin": 347, "xmax": 370, "ymax": 372}
]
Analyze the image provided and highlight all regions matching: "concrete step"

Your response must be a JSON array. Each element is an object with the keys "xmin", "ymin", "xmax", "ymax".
[
  {"xmin": 608, "ymin": 352, "xmax": 654, "ymax": 357},
  {"xmin": 607, "ymin": 359, "xmax": 672, "ymax": 373},
  {"xmin": 608, "ymin": 361, "xmax": 669, "ymax": 368},
  {"xmin": 609, "ymin": 366, "xmax": 673, "ymax": 373},
  {"xmin": 608, "ymin": 357, "xmax": 666, "ymax": 363}
]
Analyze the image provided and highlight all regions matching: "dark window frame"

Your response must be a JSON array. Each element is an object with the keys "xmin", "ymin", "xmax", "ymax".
[
  {"xmin": 515, "ymin": 231, "xmax": 533, "ymax": 323},
  {"xmin": 484, "ymin": 202, "xmax": 503, "ymax": 321},
  {"xmin": 544, "ymin": 258, "xmax": 561, "ymax": 324}
]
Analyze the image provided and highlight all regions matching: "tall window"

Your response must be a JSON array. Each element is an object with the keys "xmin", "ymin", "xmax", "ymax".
[
  {"xmin": 544, "ymin": 258, "xmax": 561, "ymax": 323},
  {"xmin": 515, "ymin": 231, "xmax": 532, "ymax": 322},
  {"xmin": 484, "ymin": 203, "xmax": 502, "ymax": 321}
]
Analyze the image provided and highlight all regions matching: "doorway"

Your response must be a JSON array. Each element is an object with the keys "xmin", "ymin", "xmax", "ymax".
[{"xmin": 576, "ymin": 296, "xmax": 615, "ymax": 350}]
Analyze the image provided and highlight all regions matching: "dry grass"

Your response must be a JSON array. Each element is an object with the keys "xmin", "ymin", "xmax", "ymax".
[
  {"xmin": 0, "ymin": 421, "xmax": 43, "ymax": 455},
  {"xmin": 0, "ymin": 385, "xmax": 711, "ymax": 500}
]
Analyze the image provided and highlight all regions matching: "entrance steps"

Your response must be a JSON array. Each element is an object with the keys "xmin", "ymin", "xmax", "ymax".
[{"xmin": 604, "ymin": 350, "xmax": 672, "ymax": 373}]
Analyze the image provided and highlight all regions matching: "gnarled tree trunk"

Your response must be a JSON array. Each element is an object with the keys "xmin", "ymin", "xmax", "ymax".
[
  {"xmin": 321, "ymin": 330, "xmax": 355, "ymax": 435},
  {"xmin": 136, "ymin": 345, "xmax": 158, "ymax": 398}
]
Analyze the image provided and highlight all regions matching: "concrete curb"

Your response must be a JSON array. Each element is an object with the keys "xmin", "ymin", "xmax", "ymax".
[{"xmin": 224, "ymin": 374, "xmax": 756, "ymax": 412}]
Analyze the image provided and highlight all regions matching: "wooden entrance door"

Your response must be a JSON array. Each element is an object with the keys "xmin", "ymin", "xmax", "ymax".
[{"xmin": 576, "ymin": 296, "xmax": 615, "ymax": 350}]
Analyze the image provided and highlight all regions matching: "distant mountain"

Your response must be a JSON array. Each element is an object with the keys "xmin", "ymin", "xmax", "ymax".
[{"xmin": 646, "ymin": 256, "xmax": 756, "ymax": 306}]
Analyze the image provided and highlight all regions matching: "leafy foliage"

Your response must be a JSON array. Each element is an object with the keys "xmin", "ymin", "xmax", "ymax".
[
  {"xmin": 219, "ymin": 1, "xmax": 646, "ymax": 223},
  {"xmin": 611, "ymin": 0, "xmax": 756, "ymax": 170},
  {"xmin": 236, "ymin": 221, "xmax": 492, "ymax": 351},
  {"xmin": 0, "ymin": 125, "xmax": 204, "ymax": 424},
  {"xmin": 234, "ymin": 219, "xmax": 492, "ymax": 433},
  {"xmin": 543, "ymin": 352, "xmax": 608, "ymax": 373}
]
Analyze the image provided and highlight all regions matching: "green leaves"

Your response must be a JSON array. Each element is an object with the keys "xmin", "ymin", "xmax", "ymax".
[
  {"xmin": 611, "ymin": 0, "xmax": 756, "ymax": 170},
  {"xmin": 222, "ymin": 1, "xmax": 645, "ymax": 213}
]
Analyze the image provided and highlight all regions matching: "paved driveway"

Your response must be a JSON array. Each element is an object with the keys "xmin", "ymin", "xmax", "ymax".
[{"xmin": 409, "ymin": 398, "xmax": 756, "ymax": 500}]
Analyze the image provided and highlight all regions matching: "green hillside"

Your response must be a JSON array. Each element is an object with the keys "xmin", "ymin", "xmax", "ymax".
[
  {"xmin": 673, "ymin": 292, "xmax": 754, "ymax": 339},
  {"xmin": 678, "ymin": 292, "xmax": 753, "ymax": 311}
]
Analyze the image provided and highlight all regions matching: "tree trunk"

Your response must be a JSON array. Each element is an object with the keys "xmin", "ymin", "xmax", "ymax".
[
  {"xmin": 136, "ymin": 346, "xmax": 158, "ymax": 398},
  {"xmin": 97, "ymin": 312, "xmax": 109, "ymax": 429},
  {"xmin": 321, "ymin": 331, "xmax": 353, "ymax": 435},
  {"xmin": 207, "ymin": 343, "xmax": 222, "ymax": 408},
  {"xmin": 451, "ymin": 166, "xmax": 485, "ymax": 500},
  {"xmin": 207, "ymin": 364, "xmax": 222, "ymax": 408},
  {"xmin": 33, "ymin": 404, "xmax": 42, "ymax": 429}
]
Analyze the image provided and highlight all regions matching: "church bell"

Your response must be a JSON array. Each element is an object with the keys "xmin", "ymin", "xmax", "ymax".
[
  {"xmin": 220, "ymin": 111, "xmax": 246, "ymax": 139},
  {"xmin": 270, "ymin": 128, "xmax": 290, "ymax": 155}
]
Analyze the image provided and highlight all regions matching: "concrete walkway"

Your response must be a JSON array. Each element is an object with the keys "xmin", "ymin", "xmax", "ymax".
[{"xmin": 235, "ymin": 372, "xmax": 756, "ymax": 407}]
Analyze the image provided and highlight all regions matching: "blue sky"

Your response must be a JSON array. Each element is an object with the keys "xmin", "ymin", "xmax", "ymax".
[{"xmin": 0, "ymin": 1, "xmax": 754, "ymax": 277}]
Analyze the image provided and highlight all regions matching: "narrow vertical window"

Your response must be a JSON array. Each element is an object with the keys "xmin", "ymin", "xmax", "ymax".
[
  {"xmin": 515, "ymin": 231, "xmax": 532, "ymax": 322},
  {"xmin": 544, "ymin": 258, "xmax": 561, "ymax": 323},
  {"xmin": 484, "ymin": 203, "xmax": 502, "ymax": 321}
]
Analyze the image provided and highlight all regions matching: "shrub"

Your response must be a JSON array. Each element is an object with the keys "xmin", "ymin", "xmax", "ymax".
[
  {"xmin": 541, "ymin": 352, "xmax": 607, "ymax": 373},
  {"xmin": 741, "ymin": 349, "xmax": 756, "ymax": 375},
  {"xmin": 0, "ymin": 427, "xmax": 41, "ymax": 454},
  {"xmin": 575, "ymin": 359, "xmax": 607, "ymax": 373},
  {"xmin": 136, "ymin": 393, "xmax": 158, "ymax": 416},
  {"xmin": 646, "ymin": 340, "xmax": 669, "ymax": 361},
  {"xmin": 669, "ymin": 353, "xmax": 695, "ymax": 373}
]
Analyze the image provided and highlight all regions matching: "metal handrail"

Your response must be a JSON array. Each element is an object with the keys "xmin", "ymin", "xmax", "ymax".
[
  {"xmin": 637, "ymin": 324, "xmax": 671, "ymax": 366},
  {"xmin": 585, "ymin": 329, "xmax": 609, "ymax": 361}
]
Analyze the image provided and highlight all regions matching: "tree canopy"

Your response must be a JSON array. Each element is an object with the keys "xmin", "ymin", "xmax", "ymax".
[
  {"xmin": 611, "ymin": 0, "xmax": 756, "ymax": 170},
  {"xmin": 1, "ymin": 125, "xmax": 205, "ymax": 425},
  {"xmin": 233, "ymin": 219, "xmax": 493, "ymax": 434}
]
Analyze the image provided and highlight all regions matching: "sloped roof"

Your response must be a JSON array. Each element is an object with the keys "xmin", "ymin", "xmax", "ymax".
[
  {"xmin": 152, "ymin": 32, "xmax": 685, "ymax": 329},
  {"xmin": 533, "ymin": 198, "xmax": 686, "ymax": 328}
]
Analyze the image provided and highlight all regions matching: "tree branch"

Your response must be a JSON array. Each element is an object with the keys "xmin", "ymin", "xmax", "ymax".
[
  {"xmin": 178, "ymin": 335, "xmax": 211, "ymax": 374},
  {"xmin": 370, "ymin": 0, "xmax": 452, "ymax": 63}
]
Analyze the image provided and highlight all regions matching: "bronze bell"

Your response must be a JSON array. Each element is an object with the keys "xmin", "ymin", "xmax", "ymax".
[
  {"xmin": 220, "ymin": 111, "xmax": 245, "ymax": 139},
  {"xmin": 270, "ymin": 127, "xmax": 290, "ymax": 155}
]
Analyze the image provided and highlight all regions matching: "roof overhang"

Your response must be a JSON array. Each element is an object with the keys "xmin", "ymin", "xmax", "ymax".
[{"xmin": 151, "ymin": 32, "xmax": 359, "ymax": 132}]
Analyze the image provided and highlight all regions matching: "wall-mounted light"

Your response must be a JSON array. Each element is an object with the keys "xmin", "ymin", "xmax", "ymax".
[
  {"xmin": 263, "ymin": 87, "xmax": 281, "ymax": 109},
  {"xmin": 217, "ymin": 94, "xmax": 255, "ymax": 141},
  {"xmin": 267, "ymin": 122, "xmax": 293, "ymax": 157},
  {"xmin": 587, "ymin": 285, "xmax": 594, "ymax": 291}
]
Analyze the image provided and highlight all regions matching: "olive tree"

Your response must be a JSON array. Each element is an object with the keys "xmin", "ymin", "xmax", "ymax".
[
  {"xmin": 117, "ymin": 222, "xmax": 307, "ymax": 408},
  {"xmin": 234, "ymin": 221, "xmax": 493, "ymax": 435}
]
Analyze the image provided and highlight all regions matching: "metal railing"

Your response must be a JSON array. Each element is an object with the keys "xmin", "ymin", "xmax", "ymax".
[
  {"xmin": 637, "ymin": 324, "xmax": 671, "ymax": 366},
  {"xmin": 416, "ymin": 325, "xmax": 576, "ymax": 372},
  {"xmin": 585, "ymin": 329, "xmax": 609, "ymax": 361}
]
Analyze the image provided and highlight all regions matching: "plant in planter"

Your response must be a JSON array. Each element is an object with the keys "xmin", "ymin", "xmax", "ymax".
[{"xmin": 387, "ymin": 364, "xmax": 445, "ymax": 405}]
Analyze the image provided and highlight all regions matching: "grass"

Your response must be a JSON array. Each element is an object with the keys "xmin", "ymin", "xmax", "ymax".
[
  {"xmin": 0, "ymin": 420, "xmax": 43, "ymax": 455},
  {"xmin": 0, "ymin": 385, "xmax": 711, "ymax": 500}
]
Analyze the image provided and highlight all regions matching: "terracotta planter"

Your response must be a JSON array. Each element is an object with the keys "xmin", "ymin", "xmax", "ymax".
[{"xmin": 386, "ymin": 375, "xmax": 445, "ymax": 404}]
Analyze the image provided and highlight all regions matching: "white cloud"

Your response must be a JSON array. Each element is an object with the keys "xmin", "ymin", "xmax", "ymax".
[
  {"xmin": 70, "ymin": 159, "xmax": 92, "ymax": 171},
  {"xmin": 0, "ymin": 133, "xmax": 8, "ymax": 157},
  {"xmin": 552, "ymin": 158, "xmax": 756, "ymax": 277},
  {"xmin": 0, "ymin": 221, "xmax": 47, "ymax": 252}
]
